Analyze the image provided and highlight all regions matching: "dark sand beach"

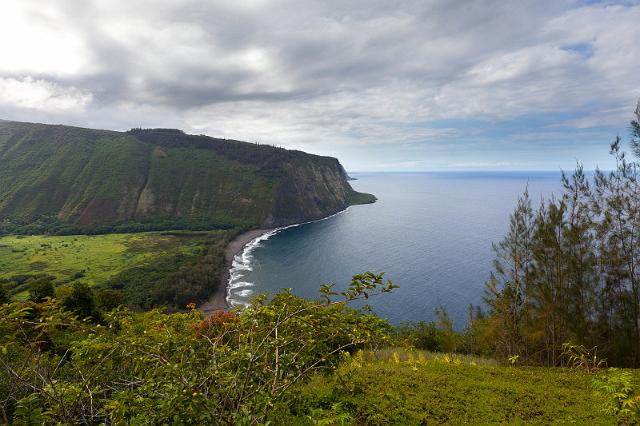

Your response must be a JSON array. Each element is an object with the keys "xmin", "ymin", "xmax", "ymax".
[{"xmin": 199, "ymin": 229, "xmax": 272, "ymax": 315}]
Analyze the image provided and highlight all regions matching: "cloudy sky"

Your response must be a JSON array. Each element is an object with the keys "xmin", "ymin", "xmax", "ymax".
[{"xmin": 1, "ymin": 0, "xmax": 638, "ymax": 171}]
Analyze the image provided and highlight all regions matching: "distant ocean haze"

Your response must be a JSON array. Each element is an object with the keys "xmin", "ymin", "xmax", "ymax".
[{"xmin": 228, "ymin": 172, "xmax": 562, "ymax": 327}]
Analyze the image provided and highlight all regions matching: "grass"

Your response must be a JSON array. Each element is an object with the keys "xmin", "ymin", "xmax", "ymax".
[
  {"xmin": 282, "ymin": 349, "xmax": 639, "ymax": 425},
  {"xmin": 0, "ymin": 231, "xmax": 224, "ymax": 299}
]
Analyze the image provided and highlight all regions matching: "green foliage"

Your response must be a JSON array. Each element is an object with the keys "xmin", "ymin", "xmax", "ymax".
[
  {"xmin": 0, "ymin": 231, "xmax": 231, "ymax": 308},
  {"xmin": 319, "ymin": 272, "xmax": 398, "ymax": 303},
  {"xmin": 346, "ymin": 191, "xmax": 377, "ymax": 205},
  {"xmin": 561, "ymin": 342, "xmax": 607, "ymax": 373},
  {"xmin": 0, "ymin": 121, "xmax": 371, "ymax": 234},
  {"xmin": 305, "ymin": 402, "xmax": 353, "ymax": 425},
  {"xmin": 0, "ymin": 283, "xmax": 8, "ymax": 304},
  {"xmin": 508, "ymin": 354, "xmax": 520, "ymax": 366},
  {"xmin": 392, "ymin": 305, "xmax": 494, "ymax": 358},
  {"xmin": 482, "ymin": 110, "xmax": 640, "ymax": 367},
  {"xmin": 435, "ymin": 305, "xmax": 458, "ymax": 353},
  {"xmin": 629, "ymin": 100, "xmax": 640, "ymax": 158},
  {"xmin": 0, "ymin": 232, "xmax": 204, "ymax": 287},
  {"xmin": 63, "ymin": 282, "xmax": 100, "ymax": 321},
  {"xmin": 103, "ymin": 231, "xmax": 230, "ymax": 310},
  {"xmin": 0, "ymin": 273, "xmax": 393, "ymax": 424},
  {"xmin": 592, "ymin": 368, "xmax": 640, "ymax": 419},
  {"xmin": 483, "ymin": 189, "xmax": 533, "ymax": 361},
  {"xmin": 12, "ymin": 393, "xmax": 47, "ymax": 425},
  {"xmin": 393, "ymin": 321, "xmax": 442, "ymax": 351},
  {"xmin": 286, "ymin": 349, "xmax": 620, "ymax": 424},
  {"xmin": 95, "ymin": 288, "xmax": 124, "ymax": 311},
  {"xmin": 28, "ymin": 276, "xmax": 55, "ymax": 302}
]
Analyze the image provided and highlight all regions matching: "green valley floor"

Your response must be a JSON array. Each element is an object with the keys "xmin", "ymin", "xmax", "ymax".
[{"xmin": 0, "ymin": 230, "xmax": 233, "ymax": 305}]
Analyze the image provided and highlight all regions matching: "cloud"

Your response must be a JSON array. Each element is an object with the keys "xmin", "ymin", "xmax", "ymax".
[
  {"xmin": 0, "ymin": 0, "xmax": 638, "ymax": 170},
  {"xmin": 0, "ymin": 77, "xmax": 92, "ymax": 111}
]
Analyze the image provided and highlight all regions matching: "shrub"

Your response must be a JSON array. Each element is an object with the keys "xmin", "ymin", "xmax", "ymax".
[
  {"xmin": 562, "ymin": 342, "xmax": 607, "ymax": 372},
  {"xmin": 0, "ymin": 284, "xmax": 8, "ymax": 304},
  {"xmin": 592, "ymin": 368, "xmax": 640, "ymax": 419},
  {"xmin": 0, "ymin": 272, "xmax": 395, "ymax": 424},
  {"xmin": 393, "ymin": 321, "xmax": 442, "ymax": 351},
  {"xmin": 63, "ymin": 282, "xmax": 101, "ymax": 321},
  {"xmin": 28, "ymin": 277, "xmax": 55, "ymax": 303}
]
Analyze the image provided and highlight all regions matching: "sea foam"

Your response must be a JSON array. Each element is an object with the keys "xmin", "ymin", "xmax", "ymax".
[{"xmin": 226, "ymin": 207, "xmax": 350, "ymax": 307}]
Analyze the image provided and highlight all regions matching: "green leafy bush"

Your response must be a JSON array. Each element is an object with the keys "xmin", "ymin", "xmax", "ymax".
[
  {"xmin": 0, "ymin": 273, "xmax": 393, "ymax": 424},
  {"xmin": 592, "ymin": 368, "xmax": 640, "ymax": 419},
  {"xmin": 63, "ymin": 282, "xmax": 101, "ymax": 321},
  {"xmin": 28, "ymin": 276, "xmax": 55, "ymax": 302}
]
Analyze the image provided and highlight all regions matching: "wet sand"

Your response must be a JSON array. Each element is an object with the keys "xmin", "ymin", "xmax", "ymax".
[{"xmin": 199, "ymin": 229, "xmax": 272, "ymax": 315}]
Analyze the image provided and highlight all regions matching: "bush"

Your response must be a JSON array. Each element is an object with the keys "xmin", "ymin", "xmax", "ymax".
[
  {"xmin": 0, "ymin": 284, "xmax": 8, "ymax": 304},
  {"xmin": 63, "ymin": 282, "xmax": 101, "ymax": 321},
  {"xmin": 394, "ymin": 321, "xmax": 442, "ymax": 351},
  {"xmin": 95, "ymin": 288, "xmax": 124, "ymax": 312},
  {"xmin": 0, "ymin": 272, "xmax": 394, "ymax": 424},
  {"xmin": 28, "ymin": 277, "xmax": 55, "ymax": 303},
  {"xmin": 592, "ymin": 368, "xmax": 640, "ymax": 419}
]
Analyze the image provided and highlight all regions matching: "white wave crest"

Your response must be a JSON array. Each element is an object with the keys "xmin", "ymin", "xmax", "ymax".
[
  {"xmin": 226, "ymin": 206, "xmax": 351, "ymax": 307},
  {"xmin": 235, "ymin": 289, "xmax": 254, "ymax": 297}
]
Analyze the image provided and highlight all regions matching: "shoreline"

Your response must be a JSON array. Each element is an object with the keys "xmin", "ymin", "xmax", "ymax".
[
  {"xmin": 198, "ymin": 205, "xmax": 356, "ymax": 316},
  {"xmin": 199, "ymin": 228, "xmax": 273, "ymax": 315}
]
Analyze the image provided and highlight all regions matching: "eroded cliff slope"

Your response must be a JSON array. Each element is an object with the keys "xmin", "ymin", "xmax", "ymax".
[{"xmin": 0, "ymin": 120, "xmax": 374, "ymax": 234}]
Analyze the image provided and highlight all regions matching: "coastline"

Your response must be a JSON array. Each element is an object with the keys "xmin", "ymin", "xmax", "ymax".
[
  {"xmin": 199, "ymin": 228, "xmax": 273, "ymax": 315},
  {"xmin": 198, "ymin": 205, "xmax": 357, "ymax": 316}
]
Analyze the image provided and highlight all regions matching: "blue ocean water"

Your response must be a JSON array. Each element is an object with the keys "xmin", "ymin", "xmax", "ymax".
[{"xmin": 228, "ymin": 172, "xmax": 562, "ymax": 327}]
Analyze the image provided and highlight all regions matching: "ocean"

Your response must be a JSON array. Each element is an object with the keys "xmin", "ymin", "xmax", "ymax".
[{"xmin": 227, "ymin": 172, "xmax": 562, "ymax": 327}]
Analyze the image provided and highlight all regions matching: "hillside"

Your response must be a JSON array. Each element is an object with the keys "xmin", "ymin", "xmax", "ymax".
[
  {"xmin": 290, "ymin": 351, "xmax": 622, "ymax": 424},
  {"xmin": 1, "ymin": 286, "xmax": 633, "ymax": 425},
  {"xmin": 0, "ymin": 120, "xmax": 374, "ymax": 234}
]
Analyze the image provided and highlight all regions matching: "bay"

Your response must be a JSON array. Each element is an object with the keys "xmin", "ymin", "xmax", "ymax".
[{"xmin": 228, "ymin": 172, "xmax": 562, "ymax": 327}]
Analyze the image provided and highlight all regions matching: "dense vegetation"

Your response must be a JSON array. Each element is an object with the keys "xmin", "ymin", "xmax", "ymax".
[
  {"xmin": 0, "ymin": 122, "xmax": 374, "ymax": 235},
  {"xmin": 0, "ymin": 230, "xmax": 235, "ymax": 310},
  {"xmin": 477, "ymin": 110, "xmax": 640, "ymax": 368},
  {"xmin": 1, "ymin": 273, "xmax": 638, "ymax": 424},
  {"xmin": 291, "ymin": 350, "xmax": 628, "ymax": 424},
  {"xmin": 0, "ymin": 274, "xmax": 395, "ymax": 424},
  {"xmin": 102, "ymin": 231, "xmax": 235, "ymax": 310}
]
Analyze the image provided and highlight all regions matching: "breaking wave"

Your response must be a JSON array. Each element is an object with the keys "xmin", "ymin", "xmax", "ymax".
[{"xmin": 226, "ymin": 208, "xmax": 350, "ymax": 307}]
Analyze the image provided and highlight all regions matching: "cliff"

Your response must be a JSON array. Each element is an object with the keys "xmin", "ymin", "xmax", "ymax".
[{"xmin": 0, "ymin": 120, "xmax": 374, "ymax": 234}]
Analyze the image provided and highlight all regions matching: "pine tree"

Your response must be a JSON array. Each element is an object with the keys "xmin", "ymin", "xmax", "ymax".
[{"xmin": 484, "ymin": 189, "xmax": 534, "ymax": 359}]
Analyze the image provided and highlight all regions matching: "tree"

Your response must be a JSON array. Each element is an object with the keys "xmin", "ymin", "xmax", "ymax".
[
  {"xmin": 0, "ymin": 284, "xmax": 8, "ymax": 304},
  {"xmin": 435, "ymin": 305, "xmax": 457, "ymax": 353},
  {"xmin": 526, "ymin": 199, "xmax": 574, "ymax": 365},
  {"xmin": 591, "ymin": 138, "xmax": 640, "ymax": 366},
  {"xmin": 629, "ymin": 99, "xmax": 640, "ymax": 158},
  {"xmin": 28, "ymin": 277, "xmax": 55, "ymax": 303},
  {"xmin": 95, "ymin": 288, "xmax": 124, "ymax": 312},
  {"xmin": 484, "ymin": 190, "xmax": 534, "ymax": 359},
  {"xmin": 480, "ymin": 104, "xmax": 640, "ymax": 367},
  {"xmin": 63, "ymin": 282, "xmax": 100, "ymax": 320}
]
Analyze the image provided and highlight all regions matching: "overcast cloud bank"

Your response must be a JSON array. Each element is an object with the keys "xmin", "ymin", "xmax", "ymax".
[{"xmin": 1, "ymin": 0, "xmax": 638, "ymax": 170}]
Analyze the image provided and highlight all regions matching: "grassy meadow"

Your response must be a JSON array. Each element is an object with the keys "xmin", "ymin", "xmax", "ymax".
[
  {"xmin": 287, "ymin": 349, "xmax": 638, "ymax": 425},
  {"xmin": 0, "ymin": 231, "xmax": 229, "ymax": 300}
]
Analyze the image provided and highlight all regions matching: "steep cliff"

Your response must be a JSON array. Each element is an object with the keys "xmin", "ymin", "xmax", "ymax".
[{"xmin": 0, "ymin": 120, "xmax": 374, "ymax": 234}]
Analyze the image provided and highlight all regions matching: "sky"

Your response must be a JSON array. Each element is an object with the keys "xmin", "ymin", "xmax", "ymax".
[{"xmin": 0, "ymin": 0, "xmax": 638, "ymax": 172}]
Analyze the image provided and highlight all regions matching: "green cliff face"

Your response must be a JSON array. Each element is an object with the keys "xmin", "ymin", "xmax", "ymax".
[{"xmin": 0, "ymin": 120, "xmax": 374, "ymax": 234}]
